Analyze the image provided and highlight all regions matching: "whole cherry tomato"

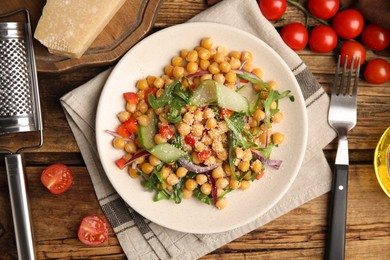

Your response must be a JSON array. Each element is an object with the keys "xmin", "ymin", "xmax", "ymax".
[
  {"xmin": 361, "ymin": 24, "xmax": 390, "ymax": 51},
  {"xmin": 340, "ymin": 41, "xmax": 366, "ymax": 69},
  {"xmin": 308, "ymin": 0, "xmax": 339, "ymax": 20},
  {"xmin": 309, "ymin": 25, "xmax": 338, "ymax": 53},
  {"xmin": 78, "ymin": 215, "xmax": 108, "ymax": 246},
  {"xmin": 41, "ymin": 164, "xmax": 73, "ymax": 194},
  {"xmin": 258, "ymin": 0, "xmax": 287, "ymax": 21},
  {"xmin": 280, "ymin": 23, "xmax": 309, "ymax": 50},
  {"xmin": 332, "ymin": 9, "xmax": 364, "ymax": 39},
  {"xmin": 364, "ymin": 58, "xmax": 390, "ymax": 84}
]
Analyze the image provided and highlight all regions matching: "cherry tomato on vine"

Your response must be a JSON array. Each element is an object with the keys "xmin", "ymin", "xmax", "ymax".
[
  {"xmin": 78, "ymin": 215, "xmax": 108, "ymax": 246},
  {"xmin": 364, "ymin": 58, "xmax": 390, "ymax": 84},
  {"xmin": 340, "ymin": 41, "xmax": 366, "ymax": 69},
  {"xmin": 308, "ymin": 0, "xmax": 339, "ymax": 20},
  {"xmin": 361, "ymin": 24, "xmax": 390, "ymax": 51},
  {"xmin": 309, "ymin": 25, "xmax": 338, "ymax": 53},
  {"xmin": 332, "ymin": 9, "xmax": 364, "ymax": 39},
  {"xmin": 280, "ymin": 23, "xmax": 309, "ymax": 50},
  {"xmin": 41, "ymin": 164, "xmax": 73, "ymax": 194},
  {"xmin": 258, "ymin": 0, "xmax": 287, "ymax": 21}
]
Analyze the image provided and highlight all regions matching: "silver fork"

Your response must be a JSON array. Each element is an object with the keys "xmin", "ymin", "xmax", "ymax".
[{"xmin": 325, "ymin": 55, "xmax": 360, "ymax": 260}]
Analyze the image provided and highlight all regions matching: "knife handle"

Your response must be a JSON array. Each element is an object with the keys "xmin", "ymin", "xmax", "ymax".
[{"xmin": 325, "ymin": 164, "xmax": 348, "ymax": 260}]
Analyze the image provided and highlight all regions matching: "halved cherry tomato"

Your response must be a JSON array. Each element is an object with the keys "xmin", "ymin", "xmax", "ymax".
[
  {"xmin": 340, "ymin": 41, "xmax": 366, "ymax": 69},
  {"xmin": 115, "ymin": 157, "xmax": 128, "ymax": 170},
  {"xmin": 361, "ymin": 24, "xmax": 390, "ymax": 51},
  {"xmin": 41, "ymin": 164, "xmax": 73, "ymax": 194},
  {"xmin": 197, "ymin": 150, "xmax": 211, "ymax": 163},
  {"xmin": 308, "ymin": 0, "xmax": 339, "ymax": 20},
  {"xmin": 332, "ymin": 9, "xmax": 364, "ymax": 39},
  {"xmin": 159, "ymin": 125, "xmax": 174, "ymax": 139},
  {"xmin": 116, "ymin": 117, "xmax": 138, "ymax": 138},
  {"xmin": 256, "ymin": 171, "xmax": 265, "ymax": 180},
  {"xmin": 220, "ymin": 109, "xmax": 233, "ymax": 119},
  {"xmin": 144, "ymin": 88, "xmax": 156, "ymax": 105},
  {"xmin": 309, "ymin": 25, "xmax": 338, "ymax": 53},
  {"xmin": 280, "ymin": 23, "xmax": 308, "ymax": 50},
  {"xmin": 184, "ymin": 133, "xmax": 197, "ymax": 147},
  {"xmin": 123, "ymin": 92, "xmax": 139, "ymax": 104},
  {"xmin": 258, "ymin": 0, "xmax": 287, "ymax": 21},
  {"xmin": 78, "ymin": 215, "xmax": 108, "ymax": 246},
  {"xmin": 364, "ymin": 58, "xmax": 390, "ymax": 84}
]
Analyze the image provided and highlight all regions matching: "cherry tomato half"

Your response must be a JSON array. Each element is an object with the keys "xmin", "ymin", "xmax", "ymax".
[
  {"xmin": 308, "ymin": 0, "xmax": 339, "ymax": 20},
  {"xmin": 332, "ymin": 9, "xmax": 364, "ymax": 39},
  {"xmin": 41, "ymin": 164, "xmax": 73, "ymax": 194},
  {"xmin": 340, "ymin": 41, "xmax": 366, "ymax": 69},
  {"xmin": 258, "ymin": 0, "xmax": 287, "ymax": 21},
  {"xmin": 309, "ymin": 25, "xmax": 338, "ymax": 53},
  {"xmin": 78, "ymin": 215, "xmax": 108, "ymax": 246},
  {"xmin": 280, "ymin": 23, "xmax": 309, "ymax": 50},
  {"xmin": 364, "ymin": 58, "xmax": 390, "ymax": 84},
  {"xmin": 361, "ymin": 24, "xmax": 390, "ymax": 51}
]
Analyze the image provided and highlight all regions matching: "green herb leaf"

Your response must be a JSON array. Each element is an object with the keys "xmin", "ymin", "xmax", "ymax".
[
  {"xmin": 225, "ymin": 113, "xmax": 254, "ymax": 149},
  {"xmin": 237, "ymin": 72, "xmax": 271, "ymax": 89}
]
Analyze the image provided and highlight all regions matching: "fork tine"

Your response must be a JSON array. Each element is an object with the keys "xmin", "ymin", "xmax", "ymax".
[
  {"xmin": 338, "ymin": 55, "xmax": 348, "ymax": 96},
  {"xmin": 345, "ymin": 56, "xmax": 355, "ymax": 96},
  {"xmin": 333, "ymin": 56, "xmax": 341, "ymax": 96},
  {"xmin": 352, "ymin": 56, "xmax": 360, "ymax": 97}
]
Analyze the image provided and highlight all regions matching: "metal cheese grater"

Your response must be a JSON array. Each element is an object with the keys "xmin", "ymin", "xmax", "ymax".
[{"xmin": 0, "ymin": 9, "xmax": 42, "ymax": 260}]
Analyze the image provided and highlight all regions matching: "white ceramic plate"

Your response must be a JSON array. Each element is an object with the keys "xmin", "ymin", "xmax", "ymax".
[{"xmin": 96, "ymin": 22, "xmax": 308, "ymax": 234}]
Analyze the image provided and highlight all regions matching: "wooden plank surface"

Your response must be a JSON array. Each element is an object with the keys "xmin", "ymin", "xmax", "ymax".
[{"xmin": 1, "ymin": 0, "xmax": 390, "ymax": 259}]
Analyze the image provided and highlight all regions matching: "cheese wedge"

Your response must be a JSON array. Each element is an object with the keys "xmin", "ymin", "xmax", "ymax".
[{"xmin": 34, "ymin": 0, "xmax": 126, "ymax": 59}]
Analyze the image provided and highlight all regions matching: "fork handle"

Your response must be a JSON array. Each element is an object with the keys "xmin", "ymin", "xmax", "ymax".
[{"xmin": 325, "ymin": 164, "xmax": 348, "ymax": 260}]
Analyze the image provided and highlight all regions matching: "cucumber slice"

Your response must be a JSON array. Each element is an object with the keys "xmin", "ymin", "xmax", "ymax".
[
  {"xmin": 138, "ymin": 113, "xmax": 157, "ymax": 150},
  {"xmin": 215, "ymin": 82, "xmax": 249, "ymax": 114},
  {"xmin": 237, "ymin": 83, "xmax": 260, "ymax": 114},
  {"xmin": 148, "ymin": 143, "xmax": 186, "ymax": 163},
  {"xmin": 190, "ymin": 80, "xmax": 249, "ymax": 114}
]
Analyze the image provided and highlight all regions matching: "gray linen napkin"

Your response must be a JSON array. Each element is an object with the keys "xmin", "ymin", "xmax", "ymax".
[{"xmin": 60, "ymin": 0, "xmax": 336, "ymax": 258}]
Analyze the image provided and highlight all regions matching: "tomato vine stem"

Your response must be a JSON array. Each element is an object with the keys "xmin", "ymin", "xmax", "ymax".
[{"xmin": 286, "ymin": 0, "xmax": 329, "ymax": 27}]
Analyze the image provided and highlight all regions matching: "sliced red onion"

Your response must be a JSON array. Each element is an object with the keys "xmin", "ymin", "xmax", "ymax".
[
  {"xmin": 251, "ymin": 149, "xmax": 282, "ymax": 170},
  {"xmin": 187, "ymin": 70, "xmax": 210, "ymax": 79},
  {"xmin": 207, "ymin": 173, "xmax": 218, "ymax": 206},
  {"xmin": 177, "ymin": 158, "xmax": 220, "ymax": 174},
  {"xmin": 105, "ymin": 129, "xmax": 134, "ymax": 141},
  {"xmin": 264, "ymin": 118, "xmax": 269, "ymax": 147},
  {"xmin": 123, "ymin": 150, "xmax": 150, "ymax": 168}
]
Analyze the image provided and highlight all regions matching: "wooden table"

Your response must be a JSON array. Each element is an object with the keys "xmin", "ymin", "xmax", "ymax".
[{"xmin": 1, "ymin": 0, "xmax": 390, "ymax": 259}]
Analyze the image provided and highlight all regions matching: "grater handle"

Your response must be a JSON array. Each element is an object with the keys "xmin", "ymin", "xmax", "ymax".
[{"xmin": 5, "ymin": 154, "xmax": 35, "ymax": 260}]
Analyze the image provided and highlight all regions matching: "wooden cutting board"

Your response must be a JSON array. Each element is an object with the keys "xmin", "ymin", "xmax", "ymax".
[{"xmin": 0, "ymin": 0, "xmax": 163, "ymax": 72}]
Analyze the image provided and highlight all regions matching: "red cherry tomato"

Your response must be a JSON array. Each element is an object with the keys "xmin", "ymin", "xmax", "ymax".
[
  {"xmin": 159, "ymin": 125, "xmax": 174, "ymax": 139},
  {"xmin": 41, "ymin": 164, "xmax": 73, "ymax": 194},
  {"xmin": 123, "ymin": 92, "xmax": 139, "ymax": 104},
  {"xmin": 258, "ymin": 0, "xmax": 287, "ymax": 21},
  {"xmin": 280, "ymin": 23, "xmax": 309, "ymax": 50},
  {"xmin": 364, "ymin": 58, "xmax": 390, "ymax": 84},
  {"xmin": 308, "ymin": 0, "xmax": 339, "ymax": 20},
  {"xmin": 309, "ymin": 25, "xmax": 338, "ymax": 53},
  {"xmin": 340, "ymin": 41, "xmax": 366, "ymax": 69},
  {"xmin": 332, "ymin": 9, "xmax": 364, "ymax": 39},
  {"xmin": 361, "ymin": 24, "xmax": 390, "ymax": 51},
  {"xmin": 116, "ymin": 117, "xmax": 138, "ymax": 138},
  {"xmin": 184, "ymin": 133, "xmax": 196, "ymax": 147},
  {"xmin": 197, "ymin": 150, "xmax": 211, "ymax": 163},
  {"xmin": 78, "ymin": 215, "xmax": 108, "ymax": 246}
]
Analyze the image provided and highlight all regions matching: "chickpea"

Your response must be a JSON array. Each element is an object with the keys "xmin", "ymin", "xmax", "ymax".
[
  {"xmin": 177, "ymin": 122, "xmax": 191, "ymax": 136},
  {"xmin": 186, "ymin": 50, "xmax": 198, "ymax": 62},
  {"xmin": 113, "ymin": 137, "xmax": 126, "ymax": 149},
  {"xmin": 212, "ymin": 166, "xmax": 225, "ymax": 179},
  {"xmin": 192, "ymin": 152, "xmax": 200, "ymax": 164},
  {"xmin": 166, "ymin": 174, "xmax": 179, "ymax": 186},
  {"xmin": 137, "ymin": 115, "xmax": 150, "ymax": 127},
  {"xmin": 267, "ymin": 80, "xmax": 278, "ymax": 90},
  {"xmin": 272, "ymin": 132, "xmax": 285, "ymax": 144},
  {"xmin": 154, "ymin": 133, "xmax": 167, "ymax": 144},
  {"xmin": 185, "ymin": 179, "xmax": 198, "ymax": 191},
  {"xmin": 138, "ymin": 100, "xmax": 149, "ymax": 114},
  {"xmin": 141, "ymin": 162, "xmax": 154, "ymax": 174},
  {"xmin": 172, "ymin": 66, "xmax": 185, "ymax": 79},
  {"xmin": 149, "ymin": 155, "xmax": 161, "ymax": 166},
  {"xmin": 124, "ymin": 141, "xmax": 137, "ymax": 154},
  {"xmin": 203, "ymin": 108, "xmax": 215, "ymax": 119},
  {"xmin": 229, "ymin": 50, "xmax": 241, "ymax": 59},
  {"xmin": 117, "ymin": 111, "xmax": 131, "ymax": 122},
  {"xmin": 240, "ymin": 180, "xmax": 251, "ymax": 190},
  {"xmin": 225, "ymin": 71, "xmax": 237, "ymax": 83},
  {"xmin": 200, "ymin": 37, "xmax": 213, "ymax": 49},
  {"xmin": 183, "ymin": 112, "xmax": 194, "ymax": 125},
  {"xmin": 200, "ymin": 74, "xmax": 212, "ymax": 81},
  {"xmin": 215, "ymin": 198, "xmax": 227, "ymax": 210},
  {"xmin": 128, "ymin": 168, "xmax": 139, "ymax": 178},
  {"xmin": 242, "ymin": 62, "xmax": 254, "ymax": 72},
  {"xmin": 216, "ymin": 150, "xmax": 228, "ymax": 161},
  {"xmin": 251, "ymin": 160, "xmax": 263, "ymax": 173},
  {"xmin": 186, "ymin": 62, "xmax": 198, "ymax": 74},
  {"xmin": 176, "ymin": 167, "xmax": 188, "ymax": 178},
  {"xmin": 199, "ymin": 59, "xmax": 210, "ymax": 71},
  {"xmin": 161, "ymin": 166, "xmax": 171, "ymax": 179},
  {"xmin": 146, "ymin": 76, "xmax": 156, "ymax": 86},
  {"xmin": 192, "ymin": 123, "xmax": 204, "ymax": 137},
  {"xmin": 208, "ymin": 62, "xmax": 220, "ymax": 74},
  {"xmin": 200, "ymin": 183, "xmax": 212, "ymax": 195},
  {"xmin": 164, "ymin": 65, "xmax": 174, "ymax": 76},
  {"xmin": 272, "ymin": 111, "xmax": 283, "ymax": 123},
  {"xmin": 136, "ymin": 79, "xmax": 149, "ymax": 90},
  {"xmin": 253, "ymin": 109, "xmax": 266, "ymax": 122},
  {"xmin": 215, "ymin": 178, "xmax": 229, "ymax": 189},
  {"xmin": 235, "ymin": 147, "xmax": 244, "ymax": 159},
  {"xmin": 206, "ymin": 118, "xmax": 218, "ymax": 129},
  {"xmin": 204, "ymin": 155, "xmax": 216, "ymax": 166},
  {"xmin": 195, "ymin": 142, "xmax": 207, "ymax": 152},
  {"xmin": 241, "ymin": 51, "xmax": 253, "ymax": 63},
  {"xmin": 153, "ymin": 77, "xmax": 165, "ymax": 89},
  {"xmin": 180, "ymin": 49, "xmax": 189, "ymax": 59},
  {"xmin": 229, "ymin": 178, "xmax": 241, "ymax": 189},
  {"xmin": 238, "ymin": 161, "xmax": 250, "ymax": 172},
  {"xmin": 172, "ymin": 56, "xmax": 183, "ymax": 66},
  {"xmin": 213, "ymin": 73, "xmax": 225, "ymax": 84},
  {"xmin": 229, "ymin": 57, "xmax": 241, "ymax": 69},
  {"xmin": 182, "ymin": 188, "xmax": 193, "ymax": 199},
  {"xmin": 198, "ymin": 48, "xmax": 211, "ymax": 60},
  {"xmin": 196, "ymin": 174, "xmax": 208, "ymax": 185},
  {"xmin": 213, "ymin": 52, "xmax": 225, "ymax": 63},
  {"xmin": 252, "ymin": 68, "xmax": 263, "ymax": 79}
]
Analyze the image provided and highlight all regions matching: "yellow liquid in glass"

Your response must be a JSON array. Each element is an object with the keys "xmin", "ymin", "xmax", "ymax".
[{"xmin": 374, "ymin": 127, "xmax": 390, "ymax": 197}]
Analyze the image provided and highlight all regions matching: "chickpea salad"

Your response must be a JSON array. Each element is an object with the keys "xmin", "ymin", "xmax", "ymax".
[{"xmin": 107, "ymin": 37, "xmax": 294, "ymax": 210}]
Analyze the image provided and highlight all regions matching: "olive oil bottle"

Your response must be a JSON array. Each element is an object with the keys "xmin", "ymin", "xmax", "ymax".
[{"xmin": 374, "ymin": 127, "xmax": 390, "ymax": 197}]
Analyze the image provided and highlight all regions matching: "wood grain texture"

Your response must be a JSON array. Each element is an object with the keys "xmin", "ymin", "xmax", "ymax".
[{"xmin": 1, "ymin": 0, "xmax": 390, "ymax": 259}]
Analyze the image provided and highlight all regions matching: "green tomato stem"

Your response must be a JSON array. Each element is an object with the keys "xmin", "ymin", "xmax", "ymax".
[{"xmin": 286, "ymin": 0, "xmax": 329, "ymax": 27}]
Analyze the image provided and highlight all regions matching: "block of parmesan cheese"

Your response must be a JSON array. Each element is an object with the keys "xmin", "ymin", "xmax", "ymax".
[{"xmin": 34, "ymin": 0, "xmax": 126, "ymax": 59}]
